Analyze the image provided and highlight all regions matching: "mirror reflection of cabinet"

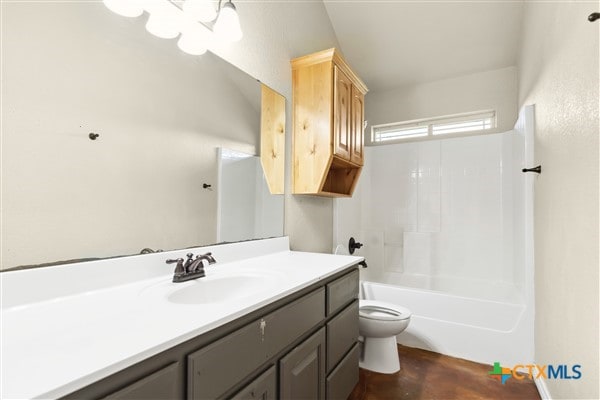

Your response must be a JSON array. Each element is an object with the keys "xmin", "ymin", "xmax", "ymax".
[
  {"xmin": 291, "ymin": 48, "xmax": 368, "ymax": 198},
  {"xmin": 260, "ymin": 85, "xmax": 286, "ymax": 195}
]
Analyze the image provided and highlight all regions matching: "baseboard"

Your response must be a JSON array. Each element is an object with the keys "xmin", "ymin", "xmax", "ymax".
[{"xmin": 534, "ymin": 376, "xmax": 552, "ymax": 400}]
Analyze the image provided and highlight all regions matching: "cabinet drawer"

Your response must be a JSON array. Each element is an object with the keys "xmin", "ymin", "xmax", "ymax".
[
  {"xmin": 326, "ymin": 343, "xmax": 359, "ymax": 400},
  {"xmin": 265, "ymin": 287, "xmax": 325, "ymax": 357},
  {"xmin": 230, "ymin": 365, "xmax": 277, "ymax": 400},
  {"xmin": 188, "ymin": 320, "xmax": 265, "ymax": 399},
  {"xmin": 102, "ymin": 362, "xmax": 180, "ymax": 400},
  {"xmin": 326, "ymin": 300, "xmax": 359, "ymax": 372},
  {"xmin": 326, "ymin": 269, "xmax": 359, "ymax": 315}
]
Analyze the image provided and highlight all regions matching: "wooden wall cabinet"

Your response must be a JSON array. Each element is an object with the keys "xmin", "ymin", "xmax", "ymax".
[{"xmin": 292, "ymin": 48, "xmax": 368, "ymax": 197}]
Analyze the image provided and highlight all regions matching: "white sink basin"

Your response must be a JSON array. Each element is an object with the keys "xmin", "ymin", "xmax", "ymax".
[
  {"xmin": 139, "ymin": 268, "xmax": 286, "ymax": 305},
  {"xmin": 167, "ymin": 275, "xmax": 265, "ymax": 305}
]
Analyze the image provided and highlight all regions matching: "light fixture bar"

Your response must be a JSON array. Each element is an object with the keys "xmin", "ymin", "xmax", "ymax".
[{"xmin": 103, "ymin": 0, "xmax": 243, "ymax": 55}]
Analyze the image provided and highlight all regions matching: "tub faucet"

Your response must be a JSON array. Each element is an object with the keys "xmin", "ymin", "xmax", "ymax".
[{"xmin": 166, "ymin": 252, "xmax": 217, "ymax": 283}]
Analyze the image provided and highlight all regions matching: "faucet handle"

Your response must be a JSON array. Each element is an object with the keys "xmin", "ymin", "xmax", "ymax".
[{"xmin": 166, "ymin": 258, "xmax": 185, "ymax": 277}]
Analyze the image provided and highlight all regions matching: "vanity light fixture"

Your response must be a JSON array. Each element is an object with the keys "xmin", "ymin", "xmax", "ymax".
[
  {"xmin": 178, "ymin": 18, "xmax": 211, "ymax": 55},
  {"xmin": 213, "ymin": 1, "xmax": 243, "ymax": 43},
  {"xmin": 145, "ymin": 0, "xmax": 183, "ymax": 39},
  {"xmin": 102, "ymin": 0, "xmax": 243, "ymax": 56}
]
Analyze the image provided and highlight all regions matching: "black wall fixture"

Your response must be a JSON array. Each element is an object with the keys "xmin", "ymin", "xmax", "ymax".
[
  {"xmin": 88, "ymin": 132, "xmax": 99, "ymax": 140},
  {"xmin": 522, "ymin": 165, "xmax": 542, "ymax": 174},
  {"xmin": 348, "ymin": 237, "xmax": 363, "ymax": 255},
  {"xmin": 588, "ymin": 12, "xmax": 600, "ymax": 22},
  {"xmin": 202, "ymin": 183, "xmax": 212, "ymax": 189}
]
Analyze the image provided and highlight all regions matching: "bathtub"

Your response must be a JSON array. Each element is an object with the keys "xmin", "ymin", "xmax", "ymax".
[{"xmin": 361, "ymin": 280, "xmax": 533, "ymax": 366}]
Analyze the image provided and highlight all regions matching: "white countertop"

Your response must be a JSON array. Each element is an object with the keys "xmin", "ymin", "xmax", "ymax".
[{"xmin": 0, "ymin": 238, "xmax": 362, "ymax": 399}]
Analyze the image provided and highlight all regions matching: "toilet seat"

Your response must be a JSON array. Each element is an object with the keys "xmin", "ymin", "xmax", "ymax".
[{"xmin": 359, "ymin": 300, "xmax": 412, "ymax": 321}]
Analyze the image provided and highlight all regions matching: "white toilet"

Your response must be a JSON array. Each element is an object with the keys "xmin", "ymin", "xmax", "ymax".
[{"xmin": 358, "ymin": 299, "xmax": 412, "ymax": 374}]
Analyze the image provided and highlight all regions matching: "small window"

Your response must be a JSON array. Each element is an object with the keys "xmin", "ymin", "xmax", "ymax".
[{"xmin": 372, "ymin": 110, "xmax": 496, "ymax": 143}]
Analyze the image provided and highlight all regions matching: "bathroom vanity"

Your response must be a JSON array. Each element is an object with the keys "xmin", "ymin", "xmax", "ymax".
[{"xmin": 1, "ymin": 238, "xmax": 361, "ymax": 399}]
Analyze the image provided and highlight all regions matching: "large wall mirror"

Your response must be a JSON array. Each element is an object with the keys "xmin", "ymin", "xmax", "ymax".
[{"xmin": 1, "ymin": 2, "xmax": 285, "ymax": 269}]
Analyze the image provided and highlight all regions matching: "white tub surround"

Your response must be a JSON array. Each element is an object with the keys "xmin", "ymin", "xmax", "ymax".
[
  {"xmin": 336, "ymin": 130, "xmax": 527, "ymax": 304},
  {"xmin": 1, "ymin": 237, "xmax": 363, "ymax": 399}
]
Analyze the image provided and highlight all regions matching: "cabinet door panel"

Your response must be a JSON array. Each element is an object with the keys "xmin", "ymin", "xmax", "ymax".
[
  {"xmin": 350, "ymin": 86, "xmax": 365, "ymax": 165},
  {"xmin": 102, "ymin": 362, "xmax": 180, "ymax": 400},
  {"xmin": 188, "ymin": 321, "xmax": 265, "ymax": 400},
  {"xmin": 279, "ymin": 328, "xmax": 326, "ymax": 400},
  {"xmin": 230, "ymin": 366, "xmax": 277, "ymax": 400},
  {"xmin": 333, "ymin": 66, "xmax": 352, "ymax": 161}
]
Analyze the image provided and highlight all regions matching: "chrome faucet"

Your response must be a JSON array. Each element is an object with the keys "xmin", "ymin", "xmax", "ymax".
[
  {"xmin": 166, "ymin": 252, "xmax": 216, "ymax": 283},
  {"xmin": 140, "ymin": 247, "xmax": 163, "ymax": 254}
]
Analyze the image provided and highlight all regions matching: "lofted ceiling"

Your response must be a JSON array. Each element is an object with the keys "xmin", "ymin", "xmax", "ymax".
[{"xmin": 323, "ymin": 0, "xmax": 524, "ymax": 91}]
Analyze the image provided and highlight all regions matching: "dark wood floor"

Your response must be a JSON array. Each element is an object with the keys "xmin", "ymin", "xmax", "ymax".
[{"xmin": 348, "ymin": 345, "xmax": 541, "ymax": 400}]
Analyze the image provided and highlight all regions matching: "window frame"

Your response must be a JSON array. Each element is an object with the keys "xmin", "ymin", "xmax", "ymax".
[{"xmin": 371, "ymin": 110, "xmax": 497, "ymax": 144}]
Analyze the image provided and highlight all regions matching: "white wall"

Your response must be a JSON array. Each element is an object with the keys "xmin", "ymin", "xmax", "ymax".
[
  {"xmin": 365, "ymin": 67, "xmax": 518, "ymax": 144},
  {"xmin": 518, "ymin": 2, "xmax": 599, "ymax": 399}
]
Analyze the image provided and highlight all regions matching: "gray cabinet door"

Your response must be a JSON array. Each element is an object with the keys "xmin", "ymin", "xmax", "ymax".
[
  {"xmin": 102, "ymin": 362, "xmax": 181, "ymax": 400},
  {"xmin": 230, "ymin": 366, "xmax": 277, "ymax": 400},
  {"xmin": 279, "ymin": 328, "xmax": 326, "ymax": 400},
  {"xmin": 188, "ymin": 320, "xmax": 266, "ymax": 400}
]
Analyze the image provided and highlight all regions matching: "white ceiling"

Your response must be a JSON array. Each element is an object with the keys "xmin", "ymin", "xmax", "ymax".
[{"xmin": 323, "ymin": 0, "xmax": 524, "ymax": 91}]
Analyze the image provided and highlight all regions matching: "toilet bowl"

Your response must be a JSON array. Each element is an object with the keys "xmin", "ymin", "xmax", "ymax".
[{"xmin": 359, "ymin": 299, "xmax": 412, "ymax": 374}]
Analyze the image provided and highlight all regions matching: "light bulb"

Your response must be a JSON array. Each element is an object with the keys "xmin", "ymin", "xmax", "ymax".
[
  {"xmin": 144, "ymin": 0, "xmax": 182, "ymax": 39},
  {"xmin": 213, "ymin": 1, "xmax": 242, "ymax": 43},
  {"xmin": 183, "ymin": 0, "xmax": 217, "ymax": 23},
  {"xmin": 103, "ymin": 0, "xmax": 143, "ymax": 18},
  {"xmin": 178, "ymin": 20, "xmax": 210, "ymax": 55}
]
